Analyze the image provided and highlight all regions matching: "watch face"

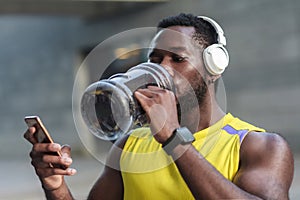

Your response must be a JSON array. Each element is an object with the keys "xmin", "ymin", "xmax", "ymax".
[
  {"xmin": 162, "ymin": 127, "xmax": 195, "ymax": 155},
  {"xmin": 177, "ymin": 127, "xmax": 195, "ymax": 144}
]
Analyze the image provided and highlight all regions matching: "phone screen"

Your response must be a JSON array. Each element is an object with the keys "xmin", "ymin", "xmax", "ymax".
[
  {"xmin": 24, "ymin": 116, "xmax": 54, "ymax": 143},
  {"xmin": 24, "ymin": 116, "xmax": 66, "ymax": 169}
]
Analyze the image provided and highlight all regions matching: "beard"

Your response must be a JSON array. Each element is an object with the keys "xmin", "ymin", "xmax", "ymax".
[{"xmin": 176, "ymin": 76, "xmax": 208, "ymax": 126}]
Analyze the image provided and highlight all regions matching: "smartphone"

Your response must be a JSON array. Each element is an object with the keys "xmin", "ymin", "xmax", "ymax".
[{"xmin": 24, "ymin": 116, "xmax": 66, "ymax": 169}]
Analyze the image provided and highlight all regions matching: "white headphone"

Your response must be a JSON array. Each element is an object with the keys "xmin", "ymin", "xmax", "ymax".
[{"xmin": 197, "ymin": 16, "xmax": 229, "ymax": 75}]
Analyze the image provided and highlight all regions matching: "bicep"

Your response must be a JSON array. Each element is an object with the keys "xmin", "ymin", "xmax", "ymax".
[
  {"xmin": 88, "ymin": 166, "xmax": 123, "ymax": 200},
  {"xmin": 88, "ymin": 135, "xmax": 129, "ymax": 200},
  {"xmin": 234, "ymin": 132, "xmax": 294, "ymax": 200}
]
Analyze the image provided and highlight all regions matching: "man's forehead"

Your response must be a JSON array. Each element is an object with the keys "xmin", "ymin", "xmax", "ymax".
[
  {"xmin": 150, "ymin": 27, "xmax": 196, "ymax": 51},
  {"xmin": 154, "ymin": 27, "xmax": 195, "ymax": 42}
]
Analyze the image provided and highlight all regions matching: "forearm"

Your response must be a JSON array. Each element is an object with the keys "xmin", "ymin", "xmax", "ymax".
[
  {"xmin": 172, "ymin": 144, "xmax": 261, "ymax": 200},
  {"xmin": 42, "ymin": 178, "xmax": 74, "ymax": 200}
]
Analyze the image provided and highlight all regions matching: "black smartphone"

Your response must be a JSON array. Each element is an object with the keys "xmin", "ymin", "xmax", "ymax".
[{"xmin": 24, "ymin": 115, "xmax": 66, "ymax": 169}]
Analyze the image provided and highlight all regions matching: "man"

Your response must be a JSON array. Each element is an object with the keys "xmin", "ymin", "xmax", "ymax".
[{"xmin": 24, "ymin": 13, "xmax": 294, "ymax": 199}]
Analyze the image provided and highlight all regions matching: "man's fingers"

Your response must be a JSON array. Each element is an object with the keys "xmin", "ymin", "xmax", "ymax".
[
  {"xmin": 134, "ymin": 91, "xmax": 152, "ymax": 113},
  {"xmin": 33, "ymin": 143, "xmax": 62, "ymax": 153},
  {"xmin": 36, "ymin": 167, "xmax": 77, "ymax": 178},
  {"xmin": 31, "ymin": 158, "xmax": 52, "ymax": 169},
  {"xmin": 136, "ymin": 87, "xmax": 165, "ymax": 97},
  {"xmin": 147, "ymin": 85, "xmax": 165, "ymax": 91},
  {"xmin": 24, "ymin": 127, "xmax": 38, "ymax": 144},
  {"xmin": 135, "ymin": 88, "xmax": 175, "ymax": 109},
  {"xmin": 42, "ymin": 154, "xmax": 73, "ymax": 168},
  {"xmin": 61, "ymin": 144, "xmax": 71, "ymax": 158}
]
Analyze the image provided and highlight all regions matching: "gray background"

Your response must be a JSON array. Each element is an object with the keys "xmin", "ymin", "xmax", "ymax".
[{"xmin": 0, "ymin": 0, "xmax": 299, "ymax": 199}]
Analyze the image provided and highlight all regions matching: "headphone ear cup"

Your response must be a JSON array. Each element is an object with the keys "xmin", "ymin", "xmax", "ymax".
[{"xmin": 203, "ymin": 44, "xmax": 229, "ymax": 75}]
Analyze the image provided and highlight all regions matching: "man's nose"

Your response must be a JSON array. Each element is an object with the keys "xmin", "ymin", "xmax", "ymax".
[{"xmin": 160, "ymin": 59, "xmax": 174, "ymax": 77}]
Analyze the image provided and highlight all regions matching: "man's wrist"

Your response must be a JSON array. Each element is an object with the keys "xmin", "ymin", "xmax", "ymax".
[
  {"xmin": 161, "ymin": 129, "xmax": 177, "ymax": 147},
  {"xmin": 162, "ymin": 127, "xmax": 195, "ymax": 155},
  {"xmin": 42, "ymin": 178, "xmax": 74, "ymax": 200}
]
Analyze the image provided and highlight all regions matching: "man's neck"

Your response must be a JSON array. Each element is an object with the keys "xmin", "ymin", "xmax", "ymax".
[
  {"xmin": 180, "ymin": 96, "xmax": 225, "ymax": 133},
  {"xmin": 199, "ymin": 100, "xmax": 225, "ymax": 131}
]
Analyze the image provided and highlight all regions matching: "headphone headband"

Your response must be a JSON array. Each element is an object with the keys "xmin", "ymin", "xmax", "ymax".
[{"xmin": 197, "ymin": 16, "xmax": 227, "ymax": 46}]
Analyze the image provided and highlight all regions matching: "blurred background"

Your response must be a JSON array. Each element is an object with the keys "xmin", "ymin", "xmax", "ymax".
[{"xmin": 0, "ymin": 0, "xmax": 299, "ymax": 199}]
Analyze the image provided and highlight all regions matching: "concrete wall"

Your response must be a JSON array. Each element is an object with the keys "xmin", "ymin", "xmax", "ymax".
[
  {"xmin": 0, "ymin": 16, "xmax": 82, "ymax": 158},
  {"xmin": 1, "ymin": 0, "xmax": 300, "ymax": 161}
]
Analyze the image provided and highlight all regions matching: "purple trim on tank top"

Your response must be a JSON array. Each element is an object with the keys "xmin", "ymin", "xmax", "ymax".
[{"xmin": 222, "ymin": 125, "xmax": 249, "ymax": 143}]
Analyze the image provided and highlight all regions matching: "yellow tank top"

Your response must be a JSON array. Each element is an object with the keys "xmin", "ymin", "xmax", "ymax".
[{"xmin": 120, "ymin": 113, "xmax": 265, "ymax": 200}]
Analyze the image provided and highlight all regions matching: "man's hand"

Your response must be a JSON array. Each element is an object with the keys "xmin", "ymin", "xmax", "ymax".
[
  {"xmin": 134, "ymin": 85, "xmax": 180, "ymax": 143},
  {"xmin": 24, "ymin": 127, "xmax": 76, "ymax": 191}
]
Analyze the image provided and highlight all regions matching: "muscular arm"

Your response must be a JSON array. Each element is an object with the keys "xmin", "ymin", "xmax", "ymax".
[
  {"xmin": 233, "ymin": 131, "xmax": 294, "ymax": 199},
  {"xmin": 172, "ymin": 131, "xmax": 294, "ymax": 199},
  {"xmin": 87, "ymin": 136, "xmax": 128, "ymax": 200},
  {"xmin": 87, "ymin": 166, "xmax": 123, "ymax": 200}
]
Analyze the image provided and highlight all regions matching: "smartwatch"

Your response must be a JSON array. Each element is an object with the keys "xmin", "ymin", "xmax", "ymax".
[{"xmin": 162, "ymin": 127, "xmax": 195, "ymax": 155}]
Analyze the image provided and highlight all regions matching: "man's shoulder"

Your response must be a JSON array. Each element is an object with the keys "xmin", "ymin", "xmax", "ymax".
[
  {"xmin": 241, "ymin": 131, "xmax": 292, "ymax": 163},
  {"xmin": 245, "ymin": 131, "xmax": 289, "ymax": 148}
]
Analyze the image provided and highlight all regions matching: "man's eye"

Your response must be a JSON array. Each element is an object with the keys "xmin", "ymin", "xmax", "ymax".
[{"xmin": 172, "ymin": 55, "xmax": 186, "ymax": 62}]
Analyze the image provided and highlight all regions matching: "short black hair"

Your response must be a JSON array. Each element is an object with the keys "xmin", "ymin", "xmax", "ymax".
[{"xmin": 157, "ymin": 13, "xmax": 218, "ymax": 48}]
